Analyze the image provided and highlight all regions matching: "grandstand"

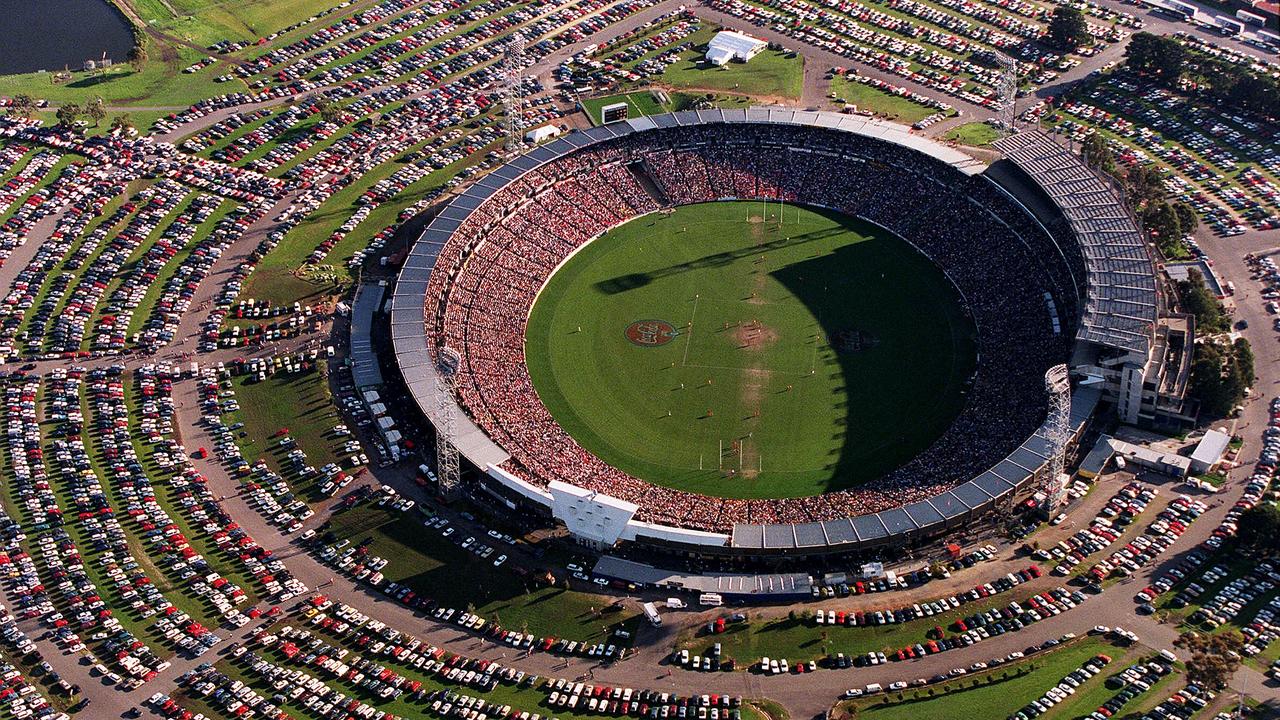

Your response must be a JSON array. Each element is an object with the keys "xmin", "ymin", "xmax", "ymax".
[{"xmin": 390, "ymin": 109, "xmax": 1145, "ymax": 557}]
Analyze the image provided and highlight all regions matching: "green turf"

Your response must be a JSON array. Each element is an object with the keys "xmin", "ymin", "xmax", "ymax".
[
  {"xmin": 656, "ymin": 46, "xmax": 803, "ymax": 99},
  {"xmin": 828, "ymin": 77, "xmax": 942, "ymax": 125},
  {"xmin": 943, "ymin": 122, "xmax": 1003, "ymax": 147},
  {"xmin": 835, "ymin": 639, "xmax": 1116, "ymax": 720},
  {"xmin": 525, "ymin": 201, "xmax": 976, "ymax": 500}
]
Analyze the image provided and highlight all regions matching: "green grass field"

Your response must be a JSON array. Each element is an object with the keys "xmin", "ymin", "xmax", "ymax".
[
  {"xmin": 943, "ymin": 122, "xmax": 1003, "ymax": 147},
  {"xmin": 657, "ymin": 47, "xmax": 803, "ymax": 99},
  {"xmin": 525, "ymin": 202, "xmax": 976, "ymax": 500},
  {"xmin": 828, "ymin": 77, "xmax": 944, "ymax": 125},
  {"xmin": 834, "ymin": 639, "xmax": 1118, "ymax": 720}
]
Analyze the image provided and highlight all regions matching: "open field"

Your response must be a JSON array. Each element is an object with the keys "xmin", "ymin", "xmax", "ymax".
[
  {"xmin": 943, "ymin": 122, "xmax": 1002, "ymax": 147},
  {"xmin": 526, "ymin": 201, "xmax": 976, "ymax": 499},
  {"xmin": 828, "ymin": 77, "xmax": 941, "ymax": 125},
  {"xmin": 657, "ymin": 45, "xmax": 803, "ymax": 99}
]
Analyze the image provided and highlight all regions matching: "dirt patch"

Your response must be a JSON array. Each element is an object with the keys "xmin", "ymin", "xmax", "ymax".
[{"xmin": 731, "ymin": 321, "xmax": 778, "ymax": 351}]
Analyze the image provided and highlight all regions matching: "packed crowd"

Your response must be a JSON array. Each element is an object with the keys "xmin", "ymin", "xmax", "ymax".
[{"xmin": 422, "ymin": 122, "xmax": 1080, "ymax": 532}]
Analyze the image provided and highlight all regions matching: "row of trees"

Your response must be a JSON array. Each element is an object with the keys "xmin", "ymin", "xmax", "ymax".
[
  {"xmin": 5, "ymin": 94, "xmax": 133, "ymax": 135},
  {"xmin": 1125, "ymin": 32, "xmax": 1280, "ymax": 119}
]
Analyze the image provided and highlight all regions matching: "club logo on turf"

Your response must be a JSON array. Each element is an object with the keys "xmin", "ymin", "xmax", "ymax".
[{"xmin": 625, "ymin": 320, "xmax": 679, "ymax": 347}]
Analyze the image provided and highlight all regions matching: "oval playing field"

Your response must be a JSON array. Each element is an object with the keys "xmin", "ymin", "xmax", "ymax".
[{"xmin": 524, "ymin": 201, "xmax": 979, "ymax": 500}]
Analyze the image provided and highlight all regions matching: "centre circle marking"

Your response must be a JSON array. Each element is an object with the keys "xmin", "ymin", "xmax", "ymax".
[{"xmin": 625, "ymin": 320, "xmax": 679, "ymax": 347}]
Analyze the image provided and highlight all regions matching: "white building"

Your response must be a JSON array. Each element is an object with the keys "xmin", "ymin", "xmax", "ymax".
[
  {"xmin": 705, "ymin": 30, "xmax": 767, "ymax": 66},
  {"xmin": 524, "ymin": 125, "xmax": 561, "ymax": 144}
]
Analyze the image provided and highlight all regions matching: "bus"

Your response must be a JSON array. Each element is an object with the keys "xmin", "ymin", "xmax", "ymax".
[
  {"xmin": 1167, "ymin": 0, "xmax": 1198, "ymax": 18},
  {"xmin": 1259, "ymin": 28, "xmax": 1280, "ymax": 49},
  {"xmin": 698, "ymin": 593, "xmax": 724, "ymax": 607},
  {"xmin": 1236, "ymin": 8, "xmax": 1267, "ymax": 27}
]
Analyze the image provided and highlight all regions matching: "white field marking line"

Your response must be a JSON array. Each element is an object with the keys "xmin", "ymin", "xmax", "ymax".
[{"xmin": 680, "ymin": 294, "xmax": 699, "ymax": 367}]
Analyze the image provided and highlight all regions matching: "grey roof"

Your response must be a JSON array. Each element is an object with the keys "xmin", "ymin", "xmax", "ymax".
[
  {"xmin": 993, "ymin": 131, "xmax": 1156, "ymax": 357},
  {"xmin": 350, "ymin": 283, "xmax": 385, "ymax": 389}
]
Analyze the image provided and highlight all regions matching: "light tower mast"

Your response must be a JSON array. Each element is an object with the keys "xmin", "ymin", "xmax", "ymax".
[
  {"xmin": 501, "ymin": 33, "xmax": 526, "ymax": 152},
  {"xmin": 995, "ymin": 51, "xmax": 1018, "ymax": 134},
  {"xmin": 435, "ymin": 346, "xmax": 462, "ymax": 499},
  {"xmin": 1041, "ymin": 364, "xmax": 1072, "ymax": 517}
]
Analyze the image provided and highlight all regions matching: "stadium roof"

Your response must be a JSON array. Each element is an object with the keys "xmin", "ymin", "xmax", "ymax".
[
  {"xmin": 992, "ymin": 131, "xmax": 1157, "ymax": 358},
  {"xmin": 391, "ymin": 109, "xmax": 1098, "ymax": 552},
  {"xmin": 729, "ymin": 384, "xmax": 1102, "ymax": 549}
]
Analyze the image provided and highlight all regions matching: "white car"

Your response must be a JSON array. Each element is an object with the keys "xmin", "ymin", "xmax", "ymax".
[
  {"xmin": 493, "ymin": 555, "xmax": 507, "ymax": 567},
  {"xmin": 841, "ymin": 689, "xmax": 863, "ymax": 699}
]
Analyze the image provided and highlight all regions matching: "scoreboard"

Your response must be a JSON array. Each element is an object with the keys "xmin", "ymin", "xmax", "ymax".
[{"xmin": 601, "ymin": 102, "xmax": 629, "ymax": 124}]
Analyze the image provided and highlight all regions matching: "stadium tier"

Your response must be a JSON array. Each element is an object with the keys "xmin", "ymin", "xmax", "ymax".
[{"xmin": 391, "ymin": 108, "xmax": 1114, "ymax": 555}]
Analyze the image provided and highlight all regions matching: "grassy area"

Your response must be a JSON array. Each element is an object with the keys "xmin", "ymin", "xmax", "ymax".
[
  {"xmin": 132, "ymin": 0, "xmax": 352, "ymax": 47},
  {"xmin": 240, "ymin": 125, "xmax": 497, "ymax": 306},
  {"xmin": 657, "ymin": 47, "xmax": 803, "ymax": 99},
  {"xmin": 323, "ymin": 504, "xmax": 639, "ymax": 641},
  {"xmin": 943, "ymin": 122, "xmax": 1002, "ymax": 147},
  {"xmin": 832, "ymin": 639, "xmax": 1116, "ymax": 720},
  {"xmin": 0, "ymin": 45, "xmax": 231, "ymax": 108},
  {"xmin": 224, "ymin": 365, "xmax": 352, "ymax": 498},
  {"xmin": 581, "ymin": 91, "xmax": 674, "ymax": 124},
  {"xmin": 828, "ymin": 77, "xmax": 939, "ymax": 125},
  {"xmin": 525, "ymin": 201, "xmax": 975, "ymax": 498}
]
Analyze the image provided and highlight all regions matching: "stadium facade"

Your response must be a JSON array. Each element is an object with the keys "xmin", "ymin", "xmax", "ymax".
[{"xmin": 387, "ymin": 108, "xmax": 1184, "ymax": 560}]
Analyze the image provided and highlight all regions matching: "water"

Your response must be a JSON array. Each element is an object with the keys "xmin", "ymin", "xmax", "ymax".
[{"xmin": 0, "ymin": 0, "xmax": 135, "ymax": 76}]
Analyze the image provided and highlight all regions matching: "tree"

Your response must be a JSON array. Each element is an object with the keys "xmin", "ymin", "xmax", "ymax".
[
  {"xmin": 1237, "ymin": 504, "xmax": 1280, "ymax": 553},
  {"xmin": 1124, "ymin": 163, "xmax": 1165, "ymax": 209},
  {"xmin": 109, "ymin": 113, "xmax": 135, "ymax": 135},
  {"xmin": 1143, "ymin": 200, "xmax": 1182, "ymax": 257},
  {"xmin": 126, "ymin": 40, "xmax": 148, "ymax": 72},
  {"xmin": 1124, "ymin": 32, "xmax": 1185, "ymax": 82},
  {"xmin": 1047, "ymin": 6, "xmax": 1090, "ymax": 50},
  {"xmin": 1234, "ymin": 338, "xmax": 1255, "ymax": 387},
  {"xmin": 1081, "ymin": 133, "xmax": 1114, "ymax": 174},
  {"xmin": 1173, "ymin": 201, "xmax": 1198, "ymax": 237},
  {"xmin": 1179, "ymin": 269, "xmax": 1226, "ymax": 332},
  {"xmin": 6, "ymin": 94, "xmax": 37, "ymax": 120},
  {"xmin": 313, "ymin": 96, "xmax": 342, "ymax": 125},
  {"xmin": 55, "ymin": 103, "xmax": 81, "ymax": 129},
  {"xmin": 1174, "ymin": 631, "xmax": 1244, "ymax": 690},
  {"xmin": 85, "ymin": 97, "xmax": 106, "ymax": 128}
]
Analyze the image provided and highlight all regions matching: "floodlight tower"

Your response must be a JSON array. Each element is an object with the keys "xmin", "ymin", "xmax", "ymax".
[
  {"xmin": 435, "ymin": 346, "xmax": 463, "ymax": 499},
  {"xmin": 502, "ymin": 33, "xmax": 526, "ymax": 152},
  {"xmin": 1041, "ymin": 364, "xmax": 1072, "ymax": 517},
  {"xmin": 995, "ymin": 51, "xmax": 1018, "ymax": 134}
]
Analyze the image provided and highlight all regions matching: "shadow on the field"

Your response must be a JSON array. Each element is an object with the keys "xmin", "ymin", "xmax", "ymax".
[{"xmin": 592, "ymin": 225, "xmax": 846, "ymax": 295}]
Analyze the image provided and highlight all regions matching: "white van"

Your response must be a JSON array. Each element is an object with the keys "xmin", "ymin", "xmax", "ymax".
[{"xmin": 864, "ymin": 683, "xmax": 883, "ymax": 694}]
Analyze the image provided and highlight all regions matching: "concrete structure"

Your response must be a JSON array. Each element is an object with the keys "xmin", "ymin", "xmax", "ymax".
[
  {"xmin": 390, "ymin": 109, "xmax": 1124, "ymax": 558},
  {"xmin": 705, "ymin": 30, "xmax": 767, "ymax": 66},
  {"xmin": 994, "ymin": 132, "xmax": 1195, "ymax": 428}
]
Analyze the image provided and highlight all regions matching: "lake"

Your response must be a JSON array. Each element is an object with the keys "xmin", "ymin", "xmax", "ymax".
[{"xmin": 0, "ymin": 0, "xmax": 135, "ymax": 76}]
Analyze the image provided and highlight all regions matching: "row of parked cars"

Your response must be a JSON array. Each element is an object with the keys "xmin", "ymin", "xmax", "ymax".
[{"xmin": 814, "ymin": 564, "xmax": 1043, "ymax": 629}]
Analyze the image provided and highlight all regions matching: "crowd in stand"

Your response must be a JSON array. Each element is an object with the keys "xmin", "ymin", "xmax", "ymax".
[{"xmin": 423, "ymin": 122, "xmax": 1079, "ymax": 533}]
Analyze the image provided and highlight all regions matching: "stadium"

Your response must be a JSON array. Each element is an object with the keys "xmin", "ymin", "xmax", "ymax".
[{"xmin": 390, "ymin": 108, "xmax": 1156, "ymax": 559}]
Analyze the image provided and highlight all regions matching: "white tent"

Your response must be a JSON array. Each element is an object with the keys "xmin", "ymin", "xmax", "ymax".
[{"xmin": 705, "ymin": 30, "xmax": 767, "ymax": 66}]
